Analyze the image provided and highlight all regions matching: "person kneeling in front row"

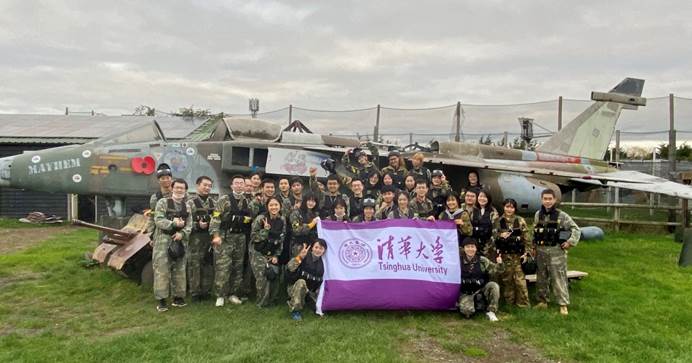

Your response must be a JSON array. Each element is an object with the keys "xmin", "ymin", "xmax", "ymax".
[
  {"xmin": 458, "ymin": 237, "xmax": 504, "ymax": 321},
  {"xmin": 286, "ymin": 238, "xmax": 327, "ymax": 321}
]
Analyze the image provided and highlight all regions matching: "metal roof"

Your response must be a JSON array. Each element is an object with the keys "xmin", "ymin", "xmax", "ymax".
[
  {"xmin": 0, "ymin": 114, "xmax": 208, "ymax": 141},
  {"xmin": 0, "ymin": 137, "xmax": 93, "ymax": 144}
]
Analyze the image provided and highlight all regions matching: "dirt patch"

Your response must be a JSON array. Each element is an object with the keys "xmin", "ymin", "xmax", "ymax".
[
  {"xmin": 0, "ymin": 272, "xmax": 41, "ymax": 289},
  {"xmin": 400, "ymin": 321, "xmax": 554, "ymax": 363},
  {"xmin": 0, "ymin": 226, "xmax": 74, "ymax": 254}
]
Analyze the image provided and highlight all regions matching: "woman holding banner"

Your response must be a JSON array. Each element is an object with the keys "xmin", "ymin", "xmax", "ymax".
[{"xmin": 287, "ymin": 238, "xmax": 327, "ymax": 321}]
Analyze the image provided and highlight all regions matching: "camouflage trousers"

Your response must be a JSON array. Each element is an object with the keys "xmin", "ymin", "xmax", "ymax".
[
  {"xmin": 248, "ymin": 248, "xmax": 273, "ymax": 307},
  {"xmin": 187, "ymin": 232, "xmax": 214, "ymax": 297},
  {"xmin": 535, "ymin": 245, "xmax": 569, "ymax": 306},
  {"xmin": 287, "ymin": 279, "xmax": 317, "ymax": 312},
  {"xmin": 458, "ymin": 282, "xmax": 500, "ymax": 316},
  {"xmin": 500, "ymin": 254, "xmax": 529, "ymax": 306},
  {"xmin": 213, "ymin": 232, "xmax": 246, "ymax": 298},
  {"xmin": 152, "ymin": 236, "xmax": 187, "ymax": 300}
]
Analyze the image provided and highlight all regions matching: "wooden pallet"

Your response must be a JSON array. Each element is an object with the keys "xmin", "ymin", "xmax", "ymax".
[{"xmin": 524, "ymin": 270, "xmax": 588, "ymax": 283}]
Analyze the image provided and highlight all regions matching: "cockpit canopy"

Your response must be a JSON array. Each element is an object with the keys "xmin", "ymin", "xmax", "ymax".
[{"xmin": 91, "ymin": 121, "xmax": 166, "ymax": 145}]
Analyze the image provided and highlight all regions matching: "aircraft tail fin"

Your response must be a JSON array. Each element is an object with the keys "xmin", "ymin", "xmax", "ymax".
[{"xmin": 537, "ymin": 78, "xmax": 645, "ymax": 159}]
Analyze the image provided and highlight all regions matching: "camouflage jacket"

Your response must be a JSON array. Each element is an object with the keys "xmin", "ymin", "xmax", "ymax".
[
  {"xmin": 186, "ymin": 194, "xmax": 216, "ymax": 234},
  {"xmin": 492, "ymin": 214, "xmax": 531, "ymax": 252},
  {"xmin": 153, "ymin": 197, "xmax": 192, "ymax": 244},
  {"xmin": 409, "ymin": 197, "xmax": 435, "ymax": 219},
  {"xmin": 209, "ymin": 193, "xmax": 255, "ymax": 236},
  {"xmin": 438, "ymin": 208, "xmax": 472, "ymax": 236},
  {"xmin": 250, "ymin": 214, "xmax": 286, "ymax": 258},
  {"xmin": 146, "ymin": 190, "xmax": 171, "ymax": 234},
  {"xmin": 461, "ymin": 254, "xmax": 505, "ymax": 276},
  {"xmin": 532, "ymin": 208, "xmax": 581, "ymax": 246}
]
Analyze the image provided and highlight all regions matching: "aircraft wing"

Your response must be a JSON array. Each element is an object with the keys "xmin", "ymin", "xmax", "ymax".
[
  {"xmin": 571, "ymin": 171, "xmax": 692, "ymax": 199},
  {"xmin": 426, "ymin": 155, "xmax": 692, "ymax": 199}
]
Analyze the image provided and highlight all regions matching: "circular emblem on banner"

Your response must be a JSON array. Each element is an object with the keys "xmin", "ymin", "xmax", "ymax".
[
  {"xmin": 339, "ymin": 238, "xmax": 372, "ymax": 269},
  {"xmin": 72, "ymin": 174, "xmax": 82, "ymax": 183},
  {"xmin": 31, "ymin": 155, "xmax": 41, "ymax": 163}
]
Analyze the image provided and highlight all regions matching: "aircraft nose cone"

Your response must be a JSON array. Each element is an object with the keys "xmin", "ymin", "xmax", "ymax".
[{"xmin": 0, "ymin": 155, "xmax": 13, "ymax": 187}]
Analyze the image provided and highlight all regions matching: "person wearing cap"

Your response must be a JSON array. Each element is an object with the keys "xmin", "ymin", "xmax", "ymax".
[
  {"xmin": 375, "ymin": 185, "xmax": 397, "ymax": 220},
  {"xmin": 380, "ymin": 150, "xmax": 408, "ymax": 188},
  {"xmin": 341, "ymin": 148, "xmax": 379, "ymax": 185},
  {"xmin": 352, "ymin": 197, "xmax": 377, "ymax": 222},
  {"xmin": 410, "ymin": 152, "xmax": 431, "ymax": 185},
  {"xmin": 145, "ymin": 163, "xmax": 173, "ymax": 236},
  {"xmin": 409, "ymin": 178, "xmax": 435, "ymax": 220},
  {"xmin": 458, "ymin": 237, "xmax": 504, "ymax": 321},
  {"xmin": 428, "ymin": 169, "xmax": 452, "ymax": 217},
  {"xmin": 152, "ymin": 178, "xmax": 192, "ymax": 312}
]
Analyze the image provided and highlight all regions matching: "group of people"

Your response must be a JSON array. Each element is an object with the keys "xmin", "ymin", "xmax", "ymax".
[{"xmin": 146, "ymin": 149, "xmax": 580, "ymax": 321}]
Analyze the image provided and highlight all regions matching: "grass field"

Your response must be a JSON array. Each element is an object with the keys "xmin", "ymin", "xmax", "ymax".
[{"xmin": 1, "ymin": 223, "xmax": 691, "ymax": 362}]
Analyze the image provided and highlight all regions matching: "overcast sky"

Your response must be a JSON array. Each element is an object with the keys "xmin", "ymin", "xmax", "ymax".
[{"xmin": 1, "ymin": 1, "xmax": 691, "ymax": 140}]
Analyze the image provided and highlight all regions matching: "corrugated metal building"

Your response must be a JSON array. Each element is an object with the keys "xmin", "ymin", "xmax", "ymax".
[{"xmin": 0, "ymin": 114, "xmax": 208, "ymax": 221}]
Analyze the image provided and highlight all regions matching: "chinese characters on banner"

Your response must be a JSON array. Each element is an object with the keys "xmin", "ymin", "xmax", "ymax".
[{"xmin": 316, "ymin": 219, "xmax": 460, "ymax": 314}]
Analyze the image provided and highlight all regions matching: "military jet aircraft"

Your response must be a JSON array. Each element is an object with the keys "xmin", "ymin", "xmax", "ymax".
[{"xmin": 0, "ymin": 77, "xmax": 689, "ymax": 217}]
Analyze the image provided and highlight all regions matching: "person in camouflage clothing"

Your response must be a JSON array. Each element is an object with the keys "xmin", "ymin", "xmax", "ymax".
[
  {"xmin": 186, "ymin": 176, "xmax": 216, "ymax": 302},
  {"xmin": 249, "ymin": 197, "xmax": 286, "ymax": 307},
  {"xmin": 289, "ymin": 193, "xmax": 320, "ymax": 258},
  {"xmin": 145, "ymin": 163, "xmax": 173, "ymax": 235},
  {"xmin": 428, "ymin": 169, "xmax": 451, "ymax": 217},
  {"xmin": 458, "ymin": 237, "xmax": 504, "ymax": 321},
  {"xmin": 286, "ymin": 238, "xmax": 327, "ymax": 321},
  {"xmin": 409, "ymin": 178, "xmax": 435, "ymax": 220},
  {"xmin": 438, "ymin": 193, "xmax": 472, "ymax": 248},
  {"xmin": 209, "ymin": 175, "xmax": 254, "ymax": 307},
  {"xmin": 493, "ymin": 198, "xmax": 531, "ymax": 307},
  {"xmin": 532, "ymin": 189, "xmax": 580, "ymax": 316},
  {"xmin": 152, "ymin": 178, "xmax": 192, "ymax": 312},
  {"xmin": 341, "ymin": 148, "xmax": 379, "ymax": 185},
  {"xmin": 380, "ymin": 150, "xmax": 407, "ymax": 189}
]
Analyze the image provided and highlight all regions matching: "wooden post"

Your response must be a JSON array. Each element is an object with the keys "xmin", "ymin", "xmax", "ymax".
[
  {"xmin": 557, "ymin": 96, "xmax": 563, "ymax": 130},
  {"xmin": 614, "ymin": 187, "xmax": 621, "ymax": 232},
  {"xmin": 454, "ymin": 101, "xmax": 461, "ymax": 142},
  {"xmin": 669, "ymin": 94, "xmax": 677, "ymax": 228},
  {"xmin": 374, "ymin": 104, "xmax": 381, "ymax": 142},
  {"xmin": 683, "ymin": 199, "xmax": 690, "ymax": 228},
  {"xmin": 669, "ymin": 94, "xmax": 676, "ymax": 179},
  {"xmin": 288, "ymin": 104, "xmax": 293, "ymax": 126}
]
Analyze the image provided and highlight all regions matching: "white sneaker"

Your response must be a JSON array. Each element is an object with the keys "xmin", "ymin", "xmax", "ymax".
[
  {"xmin": 229, "ymin": 295, "xmax": 243, "ymax": 305},
  {"xmin": 486, "ymin": 311, "xmax": 499, "ymax": 322},
  {"xmin": 215, "ymin": 297, "xmax": 225, "ymax": 307}
]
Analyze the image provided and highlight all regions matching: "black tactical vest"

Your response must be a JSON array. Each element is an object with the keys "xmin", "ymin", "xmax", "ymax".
[
  {"xmin": 460, "ymin": 255, "xmax": 489, "ymax": 295},
  {"xmin": 496, "ymin": 217, "xmax": 524, "ymax": 254}
]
